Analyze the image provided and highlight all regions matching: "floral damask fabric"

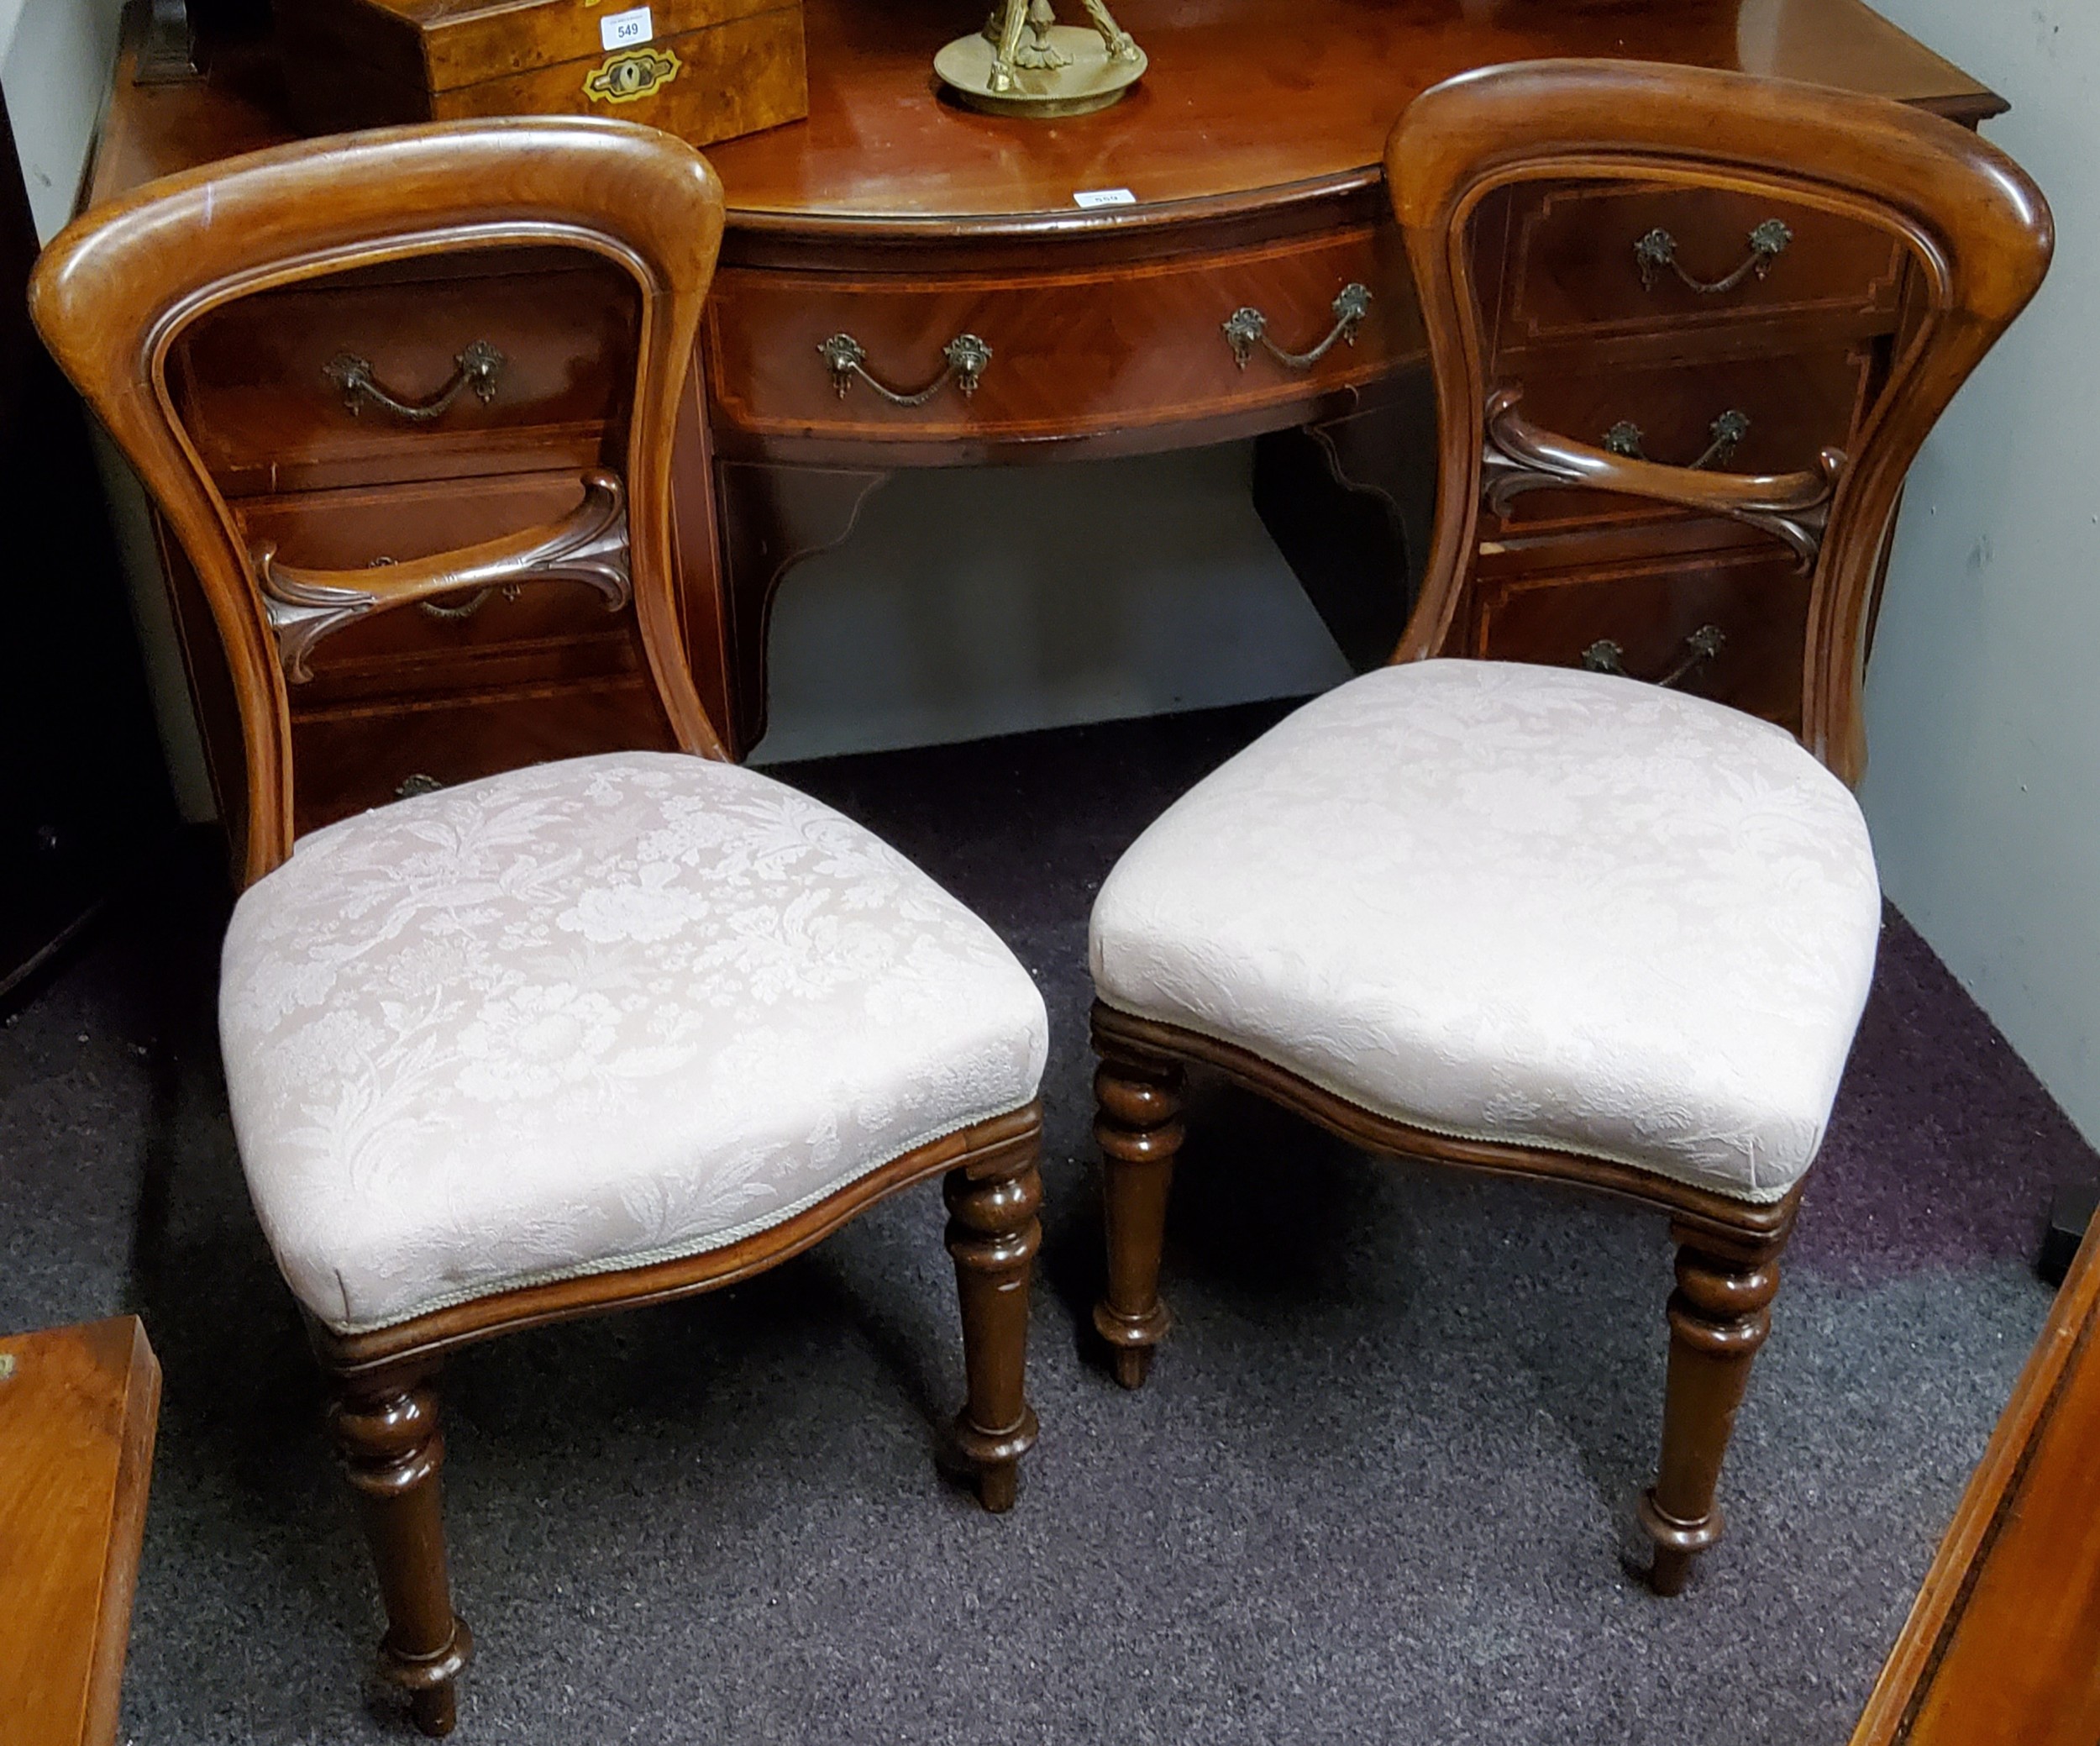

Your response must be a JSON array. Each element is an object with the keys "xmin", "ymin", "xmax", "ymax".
[
  {"xmin": 1090, "ymin": 660, "xmax": 1882, "ymax": 1202},
  {"xmin": 221, "ymin": 752, "xmax": 1049, "ymax": 1333}
]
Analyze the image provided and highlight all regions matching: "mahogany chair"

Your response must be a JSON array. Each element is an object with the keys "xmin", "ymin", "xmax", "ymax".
[
  {"xmin": 1087, "ymin": 61, "xmax": 2050, "ymax": 1591},
  {"xmin": 30, "ymin": 120, "xmax": 1048, "ymax": 1733}
]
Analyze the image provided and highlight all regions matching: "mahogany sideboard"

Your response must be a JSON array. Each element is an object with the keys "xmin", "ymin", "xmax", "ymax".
[
  {"xmin": 80, "ymin": 0, "xmax": 2001, "ymax": 849},
  {"xmin": 0, "ymin": 1317, "xmax": 161, "ymax": 1746}
]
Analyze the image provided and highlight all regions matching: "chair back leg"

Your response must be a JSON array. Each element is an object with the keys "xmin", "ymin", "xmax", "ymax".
[
  {"xmin": 327, "ymin": 1359, "xmax": 474, "ymax": 1735},
  {"xmin": 1638, "ymin": 1223, "xmax": 1789, "ymax": 1594},
  {"xmin": 943, "ymin": 1128, "xmax": 1045, "ymax": 1512},
  {"xmin": 1090, "ymin": 1047, "xmax": 1185, "ymax": 1389}
]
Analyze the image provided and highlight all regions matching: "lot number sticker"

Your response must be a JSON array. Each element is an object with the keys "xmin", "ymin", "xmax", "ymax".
[{"xmin": 601, "ymin": 6, "xmax": 653, "ymax": 50}]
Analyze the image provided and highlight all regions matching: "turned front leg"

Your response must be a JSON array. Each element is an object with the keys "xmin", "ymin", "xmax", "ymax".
[
  {"xmin": 328, "ymin": 1363, "xmax": 474, "ymax": 1735},
  {"xmin": 1637, "ymin": 1223, "xmax": 1788, "ymax": 1595},
  {"xmin": 944, "ymin": 1135, "xmax": 1043, "ymax": 1513},
  {"xmin": 1090, "ymin": 1047, "xmax": 1185, "ymax": 1390}
]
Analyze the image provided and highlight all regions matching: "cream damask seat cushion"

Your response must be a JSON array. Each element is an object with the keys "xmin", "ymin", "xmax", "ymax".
[
  {"xmin": 221, "ymin": 752, "xmax": 1049, "ymax": 1334},
  {"xmin": 1089, "ymin": 660, "xmax": 1882, "ymax": 1202}
]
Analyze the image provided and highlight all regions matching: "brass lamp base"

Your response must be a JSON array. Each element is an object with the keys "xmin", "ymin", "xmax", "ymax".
[{"xmin": 936, "ymin": 24, "xmax": 1147, "ymax": 118}]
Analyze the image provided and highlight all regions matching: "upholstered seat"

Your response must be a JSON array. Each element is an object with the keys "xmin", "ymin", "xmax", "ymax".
[
  {"xmin": 222, "ymin": 750, "xmax": 1050, "ymax": 1334},
  {"xmin": 1090, "ymin": 660, "xmax": 1882, "ymax": 1203}
]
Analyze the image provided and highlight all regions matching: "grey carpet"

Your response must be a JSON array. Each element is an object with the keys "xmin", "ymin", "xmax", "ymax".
[{"xmin": 3, "ymin": 699, "xmax": 2090, "ymax": 1745}]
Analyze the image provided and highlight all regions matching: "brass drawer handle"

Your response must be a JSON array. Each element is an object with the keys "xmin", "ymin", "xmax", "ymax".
[
  {"xmin": 1602, "ymin": 409, "xmax": 1751, "ymax": 471},
  {"xmin": 324, "ymin": 339, "xmax": 506, "ymax": 422},
  {"xmin": 419, "ymin": 583, "xmax": 521, "ymax": 622},
  {"xmin": 1222, "ymin": 282, "xmax": 1371, "ymax": 371},
  {"xmin": 1634, "ymin": 219, "xmax": 1793, "ymax": 296},
  {"xmin": 1583, "ymin": 623, "xmax": 1726, "ymax": 688},
  {"xmin": 368, "ymin": 555, "xmax": 520, "ymax": 623},
  {"xmin": 818, "ymin": 332, "xmax": 991, "ymax": 405}
]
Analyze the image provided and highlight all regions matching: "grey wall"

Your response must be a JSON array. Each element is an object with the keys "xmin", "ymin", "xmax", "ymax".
[
  {"xmin": 4, "ymin": 0, "xmax": 217, "ymax": 821},
  {"xmin": 0, "ymin": 0, "xmax": 122, "ymax": 242},
  {"xmin": 751, "ymin": 443, "xmax": 1349, "ymax": 764},
  {"xmin": 1856, "ymin": 0, "xmax": 2098, "ymax": 1144}
]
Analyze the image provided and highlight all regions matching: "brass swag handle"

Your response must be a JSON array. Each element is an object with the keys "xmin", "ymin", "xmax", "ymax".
[
  {"xmin": 1634, "ymin": 218, "xmax": 1793, "ymax": 296},
  {"xmin": 1223, "ymin": 282, "xmax": 1371, "ymax": 370},
  {"xmin": 819, "ymin": 332, "xmax": 992, "ymax": 405},
  {"xmin": 418, "ymin": 584, "xmax": 519, "ymax": 622},
  {"xmin": 324, "ymin": 339, "xmax": 506, "ymax": 421},
  {"xmin": 1603, "ymin": 409, "xmax": 1751, "ymax": 471},
  {"xmin": 1583, "ymin": 624, "xmax": 1727, "ymax": 689},
  {"xmin": 361, "ymin": 555, "xmax": 522, "ymax": 623}
]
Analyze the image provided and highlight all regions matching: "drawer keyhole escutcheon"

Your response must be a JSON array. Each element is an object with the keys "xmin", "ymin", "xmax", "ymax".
[
  {"xmin": 325, "ymin": 339, "xmax": 506, "ymax": 422},
  {"xmin": 1222, "ymin": 281, "xmax": 1371, "ymax": 370},
  {"xmin": 1583, "ymin": 623, "xmax": 1726, "ymax": 689},
  {"xmin": 818, "ymin": 332, "xmax": 992, "ymax": 405},
  {"xmin": 1600, "ymin": 410, "xmax": 1751, "ymax": 470},
  {"xmin": 1634, "ymin": 218, "xmax": 1793, "ymax": 295}
]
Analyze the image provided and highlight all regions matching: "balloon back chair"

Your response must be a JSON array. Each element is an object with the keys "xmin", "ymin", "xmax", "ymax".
[
  {"xmin": 1086, "ymin": 61, "xmax": 2050, "ymax": 1592},
  {"xmin": 30, "ymin": 118, "xmax": 1049, "ymax": 1733}
]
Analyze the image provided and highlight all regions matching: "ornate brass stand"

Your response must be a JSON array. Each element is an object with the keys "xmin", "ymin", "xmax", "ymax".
[{"xmin": 936, "ymin": 0, "xmax": 1147, "ymax": 118}]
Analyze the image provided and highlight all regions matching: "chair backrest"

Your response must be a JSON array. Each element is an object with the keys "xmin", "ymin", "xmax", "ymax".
[
  {"xmin": 29, "ymin": 118, "xmax": 727, "ymax": 886},
  {"xmin": 1386, "ymin": 60, "xmax": 2051, "ymax": 784}
]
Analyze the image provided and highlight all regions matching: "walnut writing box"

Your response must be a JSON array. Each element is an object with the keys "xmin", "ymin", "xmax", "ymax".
[{"xmin": 277, "ymin": 0, "xmax": 807, "ymax": 149}]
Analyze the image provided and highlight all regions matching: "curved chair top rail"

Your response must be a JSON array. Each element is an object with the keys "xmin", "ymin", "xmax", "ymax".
[
  {"xmin": 1384, "ymin": 59, "xmax": 2053, "ymax": 786},
  {"xmin": 29, "ymin": 118, "xmax": 730, "ymax": 886}
]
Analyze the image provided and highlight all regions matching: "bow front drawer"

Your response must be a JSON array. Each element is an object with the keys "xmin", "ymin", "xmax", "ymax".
[
  {"xmin": 1484, "ymin": 181, "xmax": 1908, "ymax": 360},
  {"xmin": 702, "ymin": 227, "xmax": 1419, "ymax": 447},
  {"xmin": 167, "ymin": 247, "xmax": 642, "ymax": 496}
]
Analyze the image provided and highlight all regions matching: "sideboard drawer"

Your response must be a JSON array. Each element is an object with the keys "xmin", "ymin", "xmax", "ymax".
[
  {"xmin": 289, "ymin": 679, "xmax": 676, "ymax": 836},
  {"xmin": 1489, "ymin": 181, "xmax": 1907, "ymax": 355},
  {"xmin": 1470, "ymin": 544, "xmax": 1813, "ymax": 728},
  {"xmin": 703, "ymin": 227, "xmax": 1419, "ymax": 445},
  {"xmin": 171, "ymin": 246, "xmax": 640, "ymax": 496},
  {"xmin": 234, "ymin": 471, "xmax": 644, "ymax": 705},
  {"xmin": 1483, "ymin": 340, "xmax": 1878, "ymax": 538}
]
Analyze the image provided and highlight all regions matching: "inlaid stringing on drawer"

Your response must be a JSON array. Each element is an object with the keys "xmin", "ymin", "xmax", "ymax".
[
  {"xmin": 168, "ymin": 246, "xmax": 641, "ymax": 497},
  {"xmin": 702, "ymin": 228, "xmax": 1421, "ymax": 444},
  {"xmin": 1472, "ymin": 544, "xmax": 1814, "ymax": 729},
  {"xmin": 1488, "ymin": 180, "xmax": 1908, "ymax": 357}
]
